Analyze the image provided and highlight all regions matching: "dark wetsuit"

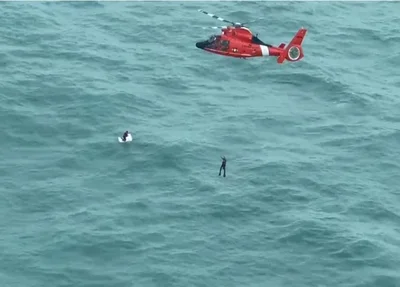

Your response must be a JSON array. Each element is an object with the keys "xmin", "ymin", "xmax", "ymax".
[
  {"xmin": 219, "ymin": 157, "xmax": 227, "ymax": 177},
  {"xmin": 122, "ymin": 132, "xmax": 128, "ymax": 141}
]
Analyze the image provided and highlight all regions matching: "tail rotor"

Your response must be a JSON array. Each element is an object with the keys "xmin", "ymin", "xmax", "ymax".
[{"xmin": 277, "ymin": 28, "xmax": 307, "ymax": 64}]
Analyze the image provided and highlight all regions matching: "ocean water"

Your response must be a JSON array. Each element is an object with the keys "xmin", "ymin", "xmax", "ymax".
[{"xmin": 1, "ymin": 1, "xmax": 399, "ymax": 286}]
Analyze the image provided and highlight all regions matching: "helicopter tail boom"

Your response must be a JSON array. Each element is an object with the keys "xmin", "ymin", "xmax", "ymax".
[{"xmin": 277, "ymin": 28, "xmax": 307, "ymax": 64}]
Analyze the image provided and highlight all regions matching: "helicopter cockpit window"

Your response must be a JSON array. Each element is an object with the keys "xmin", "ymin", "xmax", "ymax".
[
  {"xmin": 221, "ymin": 40, "xmax": 230, "ymax": 51},
  {"xmin": 208, "ymin": 36, "xmax": 216, "ymax": 43}
]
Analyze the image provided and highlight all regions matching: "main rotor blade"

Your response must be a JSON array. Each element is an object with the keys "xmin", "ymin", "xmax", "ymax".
[
  {"xmin": 241, "ymin": 17, "xmax": 264, "ymax": 26},
  {"xmin": 202, "ymin": 26, "xmax": 229, "ymax": 30},
  {"xmin": 198, "ymin": 9, "xmax": 239, "ymax": 26}
]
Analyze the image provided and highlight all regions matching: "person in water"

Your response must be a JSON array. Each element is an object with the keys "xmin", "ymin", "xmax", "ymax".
[
  {"xmin": 219, "ymin": 156, "xmax": 227, "ymax": 177},
  {"xmin": 122, "ymin": 131, "xmax": 129, "ymax": 141}
]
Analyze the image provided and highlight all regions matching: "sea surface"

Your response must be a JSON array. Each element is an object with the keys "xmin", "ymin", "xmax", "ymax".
[{"xmin": 0, "ymin": 1, "xmax": 399, "ymax": 287}]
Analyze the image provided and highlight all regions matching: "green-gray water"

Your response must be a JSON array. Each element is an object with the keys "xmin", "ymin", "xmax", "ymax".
[{"xmin": 1, "ymin": 2, "xmax": 399, "ymax": 287}]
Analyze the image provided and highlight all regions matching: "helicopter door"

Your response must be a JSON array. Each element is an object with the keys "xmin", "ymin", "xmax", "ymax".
[{"xmin": 221, "ymin": 40, "xmax": 230, "ymax": 51}]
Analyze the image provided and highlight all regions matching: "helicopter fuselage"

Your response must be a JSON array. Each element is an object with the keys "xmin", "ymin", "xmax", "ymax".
[
  {"xmin": 196, "ymin": 27, "xmax": 282, "ymax": 58},
  {"xmin": 195, "ymin": 26, "xmax": 307, "ymax": 63},
  {"xmin": 196, "ymin": 9, "xmax": 307, "ymax": 63}
]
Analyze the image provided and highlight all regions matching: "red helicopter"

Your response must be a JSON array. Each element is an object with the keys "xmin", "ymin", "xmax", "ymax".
[{"xmin": 196, "ymin": 9, "xmax": 307, "ymax": 64}]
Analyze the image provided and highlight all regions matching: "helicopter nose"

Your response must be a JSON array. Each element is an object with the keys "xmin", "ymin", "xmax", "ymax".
[{"xmin": 196, "ymin": 41, "xmax": 207, "ymax": 49}]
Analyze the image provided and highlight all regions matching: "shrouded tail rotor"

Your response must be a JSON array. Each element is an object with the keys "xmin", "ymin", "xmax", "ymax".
[{"xmin": 277, "ymin": 28, "xmax": 307, "ymax": 64}]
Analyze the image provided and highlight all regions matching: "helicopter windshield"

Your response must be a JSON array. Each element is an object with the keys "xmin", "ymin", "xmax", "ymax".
[
  {"xmin": 200, "ymin": 35, "xmax": 223, "ymax": 50},
  {"xmin": 207, "ymin": 35, "xmax": 217, "ymax": 43}
]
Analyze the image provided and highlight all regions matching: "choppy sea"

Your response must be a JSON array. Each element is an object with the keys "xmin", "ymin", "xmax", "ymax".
[{"xmin": 0, "ymin": 1, "xmax": 399, "ymax": 287}]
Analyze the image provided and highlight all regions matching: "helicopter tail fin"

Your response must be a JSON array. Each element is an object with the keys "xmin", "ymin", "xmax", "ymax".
[{"xmin": 277, "ymin": 28, "xmax": 307, "ymax": 64}]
